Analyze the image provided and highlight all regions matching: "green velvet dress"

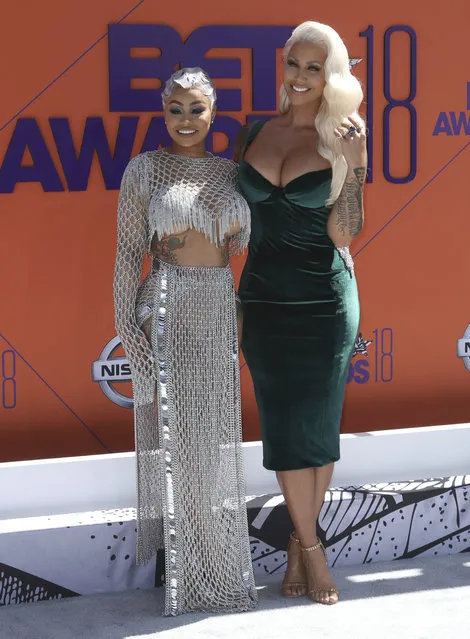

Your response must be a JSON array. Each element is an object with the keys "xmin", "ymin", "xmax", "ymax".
[{"xmin": 238, "ymin": 120, "xmax": 360, "ymax": 471}]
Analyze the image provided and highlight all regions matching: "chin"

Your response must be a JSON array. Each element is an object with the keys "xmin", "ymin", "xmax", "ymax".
[
  {"xmin": 290, "ymin": 93, "xmax": 320, "ymax": 110},
  {"xmin": 171, "ymin": 133, "xmax": 205, "ymax": 147}
]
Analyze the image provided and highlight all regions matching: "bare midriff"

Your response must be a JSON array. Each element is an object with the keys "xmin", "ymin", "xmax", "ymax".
[
  {"xmin": 150, "ymin": 225, "xmax": 240, "ymax": 268},
  {"xmin": 142, "ymin": 226, "xmax": 243, "ymax": 344}
]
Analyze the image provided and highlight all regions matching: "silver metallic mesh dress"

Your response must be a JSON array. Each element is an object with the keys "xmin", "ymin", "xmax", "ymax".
[{"xmin": 113, "ymin": 149, "xmax": 258, "ymax": 616}]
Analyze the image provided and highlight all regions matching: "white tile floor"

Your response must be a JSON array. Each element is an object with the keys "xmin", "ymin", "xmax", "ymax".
[{"xmin": 1, "ymin": 554, "xmax": 469, "ymax": 639}]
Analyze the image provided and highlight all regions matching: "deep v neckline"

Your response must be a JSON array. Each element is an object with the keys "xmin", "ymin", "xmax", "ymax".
[
  {"xmin": 240, "ymin": 159, "xmax": 331, "ymax": 191},
  {"xmin": 241, "ymin": 120, "xmax": 331, "ymax": 190}
]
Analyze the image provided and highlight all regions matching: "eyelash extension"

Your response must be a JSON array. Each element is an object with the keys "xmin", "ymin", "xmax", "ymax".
[
  {"xmin": 287, "ymin": 60, "xmax": 320, "ymax": 72},
  {"xmin": 169, "ymin": 108, "xmax": 206, "ymax": 116}
]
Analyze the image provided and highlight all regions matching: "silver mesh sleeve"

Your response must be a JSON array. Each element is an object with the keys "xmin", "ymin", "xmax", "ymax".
[{"xmin": 113, "ymin": 155, "xmax": 156, "ymax": 406}]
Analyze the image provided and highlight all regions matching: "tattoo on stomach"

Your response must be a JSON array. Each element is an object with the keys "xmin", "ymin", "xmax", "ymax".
[{"xmin": 155, "ymin": 235, "xmax": 187, "ymax": 264}]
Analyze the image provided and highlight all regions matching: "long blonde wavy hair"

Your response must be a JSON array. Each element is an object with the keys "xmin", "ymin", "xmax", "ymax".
[{"xmin": 280, "ymin": 21, "xmax": 365, "ymax": 206}]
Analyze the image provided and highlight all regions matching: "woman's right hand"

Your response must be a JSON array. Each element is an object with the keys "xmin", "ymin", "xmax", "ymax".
[{"xmin": 334, "ymin": 116, "xmax": 367, "ymax": 174}]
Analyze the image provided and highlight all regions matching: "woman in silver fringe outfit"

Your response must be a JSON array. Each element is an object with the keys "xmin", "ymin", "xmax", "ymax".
[{"xmin": 113, "ymin": 68, "xmax": 258, "ymax": 616}]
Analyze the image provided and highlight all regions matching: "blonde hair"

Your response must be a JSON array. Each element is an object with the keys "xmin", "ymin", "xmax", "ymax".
[{"xmin": 280, "ymin": 21, "xmax": 364, "ymax": 205}]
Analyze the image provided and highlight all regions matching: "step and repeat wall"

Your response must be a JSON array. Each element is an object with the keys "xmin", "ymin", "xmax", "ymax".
[{"xmin": 1, "ymin": 1, "xmax": 469, "ymax": 462}]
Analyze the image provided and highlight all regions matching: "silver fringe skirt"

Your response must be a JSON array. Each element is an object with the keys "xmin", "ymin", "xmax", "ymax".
[{"xmin": 135, "ymin": 260, "xmax": 258, "ymax": 616}]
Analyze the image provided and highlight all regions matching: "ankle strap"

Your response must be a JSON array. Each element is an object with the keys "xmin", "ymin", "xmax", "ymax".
[
  {"xmin": 290, "ymin": 532, "xmax": 301, "ymax": 545},
  {"xmin": 301, "ymin": 540, "xmax": 324, "ymax": 553}
]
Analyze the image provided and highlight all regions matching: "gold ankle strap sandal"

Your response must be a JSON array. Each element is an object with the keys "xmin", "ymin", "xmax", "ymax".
[
  {"xmin": 301, "ymin": 539, "xmax": 339, "ymax": 604},
  {"xmin": 281, "ymin": 531, "xmax": 308, "ymax": 598},
  {"xmin": 301, "ymin": 539, "xmax": 324, "ymax": 554}
]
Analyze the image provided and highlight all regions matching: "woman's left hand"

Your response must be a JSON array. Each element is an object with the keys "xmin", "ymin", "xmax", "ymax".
[{"xmin": 334, "ymin": 116, "xmax": 367, "ymax": 170}]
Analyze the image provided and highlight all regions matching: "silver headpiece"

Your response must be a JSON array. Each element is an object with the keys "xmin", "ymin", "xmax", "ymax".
[{"xmin": 161, "ymin": 67, "xmax": 217, "ymax": 109}]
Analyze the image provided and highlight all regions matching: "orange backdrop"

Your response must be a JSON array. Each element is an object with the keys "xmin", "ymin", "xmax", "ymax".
[{"xmin": 1, "ymin": 0, "xmax": 469, "ymax": 462}]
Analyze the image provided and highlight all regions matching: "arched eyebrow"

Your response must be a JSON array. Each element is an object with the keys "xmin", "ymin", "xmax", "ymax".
[
  {"xmin": 168, "ymin": 100, "xmax": 206, "ymax": 106},
  {"xmin": 287, "ymin": 55, "xmax": 323, "ymax": 65}
]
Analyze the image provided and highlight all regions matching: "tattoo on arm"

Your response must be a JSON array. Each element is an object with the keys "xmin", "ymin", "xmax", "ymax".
[
  {"xmin": 353, "ymin": 166, "xmax": 367, "ymax": 185},
  {"xmin": 155, "ymin": 235, "xmax": 187, "ymax": 264},
  {"xmin": 335, "ymin": 167, "xmax": 366, "ymax": 238}
]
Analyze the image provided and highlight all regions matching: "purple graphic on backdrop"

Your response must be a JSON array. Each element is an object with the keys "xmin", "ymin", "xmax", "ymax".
[
  {"xmin": 1, "ymin": 349, "xmax": 17, "ymax": 409},
  {"xmin": 108, "ymin": 24, "xmax": 292, "ymax": 112},
  {"xmin": 347, "ymin": 328, "xmax": 394, "ymax": 385},
  {"xmin": 0, "ymin": 23, "xmax": 419, "ymax": 193}
]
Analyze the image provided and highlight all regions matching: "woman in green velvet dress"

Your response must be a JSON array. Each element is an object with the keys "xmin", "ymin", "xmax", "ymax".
[{"xmin": 234, "ymin": 21, "xmax": 366, "ymax": 605}]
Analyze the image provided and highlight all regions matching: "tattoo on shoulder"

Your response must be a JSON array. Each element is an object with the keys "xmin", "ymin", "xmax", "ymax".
[{"xmin": 154, "ymin": 235, "xmax": 187, "ymax": 264}]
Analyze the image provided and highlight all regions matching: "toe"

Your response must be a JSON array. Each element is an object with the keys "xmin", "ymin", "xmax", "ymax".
[{"xmin": 313, "ymin": 590, "xmax": 333, "ymax": 604}]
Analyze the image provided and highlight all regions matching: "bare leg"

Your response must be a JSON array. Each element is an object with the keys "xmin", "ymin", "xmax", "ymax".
[
  {"xmin": 313, "ymin": 464, "xmax": 334, "ymax": 523},
  {"xmin": 279, "ymin": 469, "xmax": 317, "ymax": 546},
  {"xmin": 277, "ymin": 471, "xmax": 309, "ymax": 597},
  {"xmin": 278, "ymin": 464, "xmax": 338, "ymax": 604}
]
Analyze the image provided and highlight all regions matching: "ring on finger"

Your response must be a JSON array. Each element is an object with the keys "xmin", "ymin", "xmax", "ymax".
[{"xmin": 343, "ymin": 125, "xmax": 357, "ymax": 138}]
